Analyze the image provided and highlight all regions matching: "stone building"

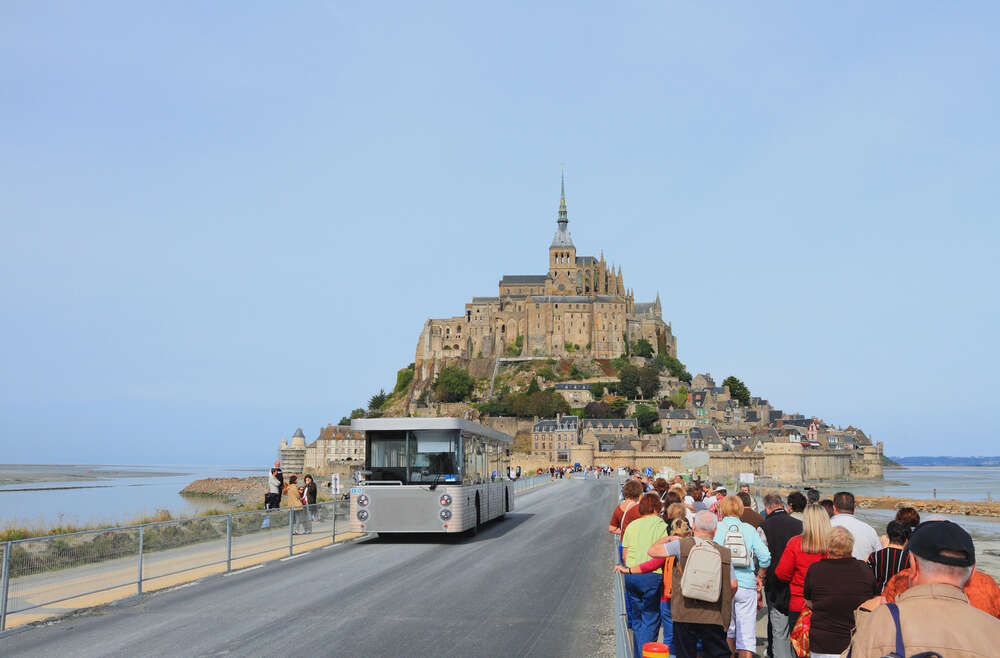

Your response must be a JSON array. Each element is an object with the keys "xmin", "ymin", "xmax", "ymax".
[
  {"xmin": 531, "ymin": 414, "xmax": 579, "ymax": 462},
  {"xmin": 414, "ymin": 173, "xmax": 676, "ymax": 384},
  {"xmin": 554, "ymin": 383, "xmax": 594, "ymax": 407},
  {"xmin": 278, "ymin": 424, "xmax": 365, "ymax": 475}
]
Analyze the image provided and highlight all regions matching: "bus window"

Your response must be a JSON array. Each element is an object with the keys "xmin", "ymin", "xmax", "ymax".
[
  {"xmin": 368, "ymin": 431, "xmax": 407, "ymax": 482},
  {"xmin": 408, "ymin": 430, "xmax": 459, "ymax": 483}
]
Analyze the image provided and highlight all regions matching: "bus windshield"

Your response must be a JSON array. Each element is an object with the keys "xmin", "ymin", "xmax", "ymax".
[{"xmin": 367, "ymin": 430, "xmax": 460, "ymax": 484}]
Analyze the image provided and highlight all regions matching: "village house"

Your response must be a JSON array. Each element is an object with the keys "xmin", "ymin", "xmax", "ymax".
[
  {"xmin": 531, "ymin": 414, "xmax": 579, "ymax": 462},
  {"xmin": 553, "ymin": 382, "xmax": 593, "ymax": 407},
  {"xmin": 658, "ymin": 408, "xmax": 696, "ymax": 434}
]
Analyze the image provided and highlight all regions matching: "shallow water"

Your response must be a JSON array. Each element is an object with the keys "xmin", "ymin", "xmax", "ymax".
[
  {"xmin": 0, "ymin": 464, "xmax": 261, "ymax": 527},
  {"xmin": 822, "ymin": 466, "xmax": 1000, "ymax": 502}
]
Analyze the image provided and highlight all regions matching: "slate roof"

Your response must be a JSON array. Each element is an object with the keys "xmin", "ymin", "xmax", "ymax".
[
  {"xmin": 576, "ymin": 256, "xmax": 597, "ymax": 265},
  {"xmin": 744, "ymin": 411, "xmax": 760, "ymax": 423},
  {"xmin": 666, "ymin": 435, "xmax": 689, "ymax": 451},
  {"xmin": 720, "ymin": 429, "xmax": 750, "ymax": 438},
  {"xmin": 706, "ymin": 387, "xmax": 728, "ymax": 395},
  {"xmin": 293, "ymin": 428, "xmax": 305, "ymax": 438},
  {"xmin": 634, "ymin": 302, "xmax": 655, "ymax": 314},
  {"xmin": 659, "ymin": 409, "xmax": 694, "ymax": 419},
  {"xmin": 532, "ymin": 416, "xmax": 579, "ymax": 432},
  {"xmin": 550, "ymin": 225, "xmax": 575, "ymax": 248},
  {"xmin": 470, "ymin": 297, "xmax": 499, "ymax": 303},
  {"xmin": 500, "ymin": 275, "xmax": 549, "ymax": 284},
  {"xmin": 554, "ymin": 383, "xmax": 591, "ymax": 390},
  {"xmin": 582, "ymin": 418, "xmax": 637, "ymax": 430}
]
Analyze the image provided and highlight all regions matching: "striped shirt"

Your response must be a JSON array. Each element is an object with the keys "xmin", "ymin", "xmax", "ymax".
[{"xmin": 867, "ymin": 546, "xmax": 907, "ymax": 593}]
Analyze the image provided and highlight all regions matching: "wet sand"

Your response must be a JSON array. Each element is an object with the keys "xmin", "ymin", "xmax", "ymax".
[{"xmin": 0, "ymin": 465, "xmax": 183, "ymax": 487}]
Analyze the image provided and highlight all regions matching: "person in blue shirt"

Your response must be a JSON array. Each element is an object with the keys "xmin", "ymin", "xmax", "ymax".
[{"xmin": 714, "ymin": 495, "xmax": 771, "ymax": 658}]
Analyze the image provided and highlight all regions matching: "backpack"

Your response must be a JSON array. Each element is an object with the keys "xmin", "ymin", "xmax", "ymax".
[
  {"xmin": 680, "ymin": 537, "xmax": 723, "ymax": 602},
  {"xmin": 724, "ymin": 523, "xmax": 751, "ymax": 568}
]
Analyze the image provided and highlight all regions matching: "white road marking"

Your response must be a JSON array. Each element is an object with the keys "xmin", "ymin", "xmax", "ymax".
[
  {"xmin": 280, "ymin": 553, "xmax": 307, "ymax": 561},
  {"xmin": 224, "ymin": 564, "xmax": 264, "ymax": 576}
]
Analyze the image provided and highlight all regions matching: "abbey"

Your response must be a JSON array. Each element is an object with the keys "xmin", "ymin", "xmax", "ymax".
[{"xmin": 414, "ymin": 174, "xmax": 676, "ymax": 380}]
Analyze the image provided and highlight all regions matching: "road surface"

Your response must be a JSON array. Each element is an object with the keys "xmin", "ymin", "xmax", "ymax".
[{"xmin": 1, "ymin": 477, "xmax": 619, "ymax": 657}]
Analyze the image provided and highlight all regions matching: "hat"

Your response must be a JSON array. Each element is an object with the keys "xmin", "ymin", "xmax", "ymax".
[
  {"xmin": 274, "ymin": 460, "xmax": 281, "ymax": 467},
  {"xmin": 908, "ymin": 520, "xmax": 975, "ymax": 567}
]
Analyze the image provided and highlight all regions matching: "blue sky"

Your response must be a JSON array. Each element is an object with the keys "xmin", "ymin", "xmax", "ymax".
[{"xmin": 2, "ymin": 2, "xmax": 997, "ymax": 464}]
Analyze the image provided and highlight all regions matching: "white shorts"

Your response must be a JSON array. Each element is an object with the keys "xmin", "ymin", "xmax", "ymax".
[{"xmin": 727, "ymin": 586, "xmax": 758, "ymax": 652}]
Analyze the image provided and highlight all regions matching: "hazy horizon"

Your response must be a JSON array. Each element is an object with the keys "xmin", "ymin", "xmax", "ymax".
[{"xmin": 2, "ymin": 3, "xmax": 998, "ymax": 464}]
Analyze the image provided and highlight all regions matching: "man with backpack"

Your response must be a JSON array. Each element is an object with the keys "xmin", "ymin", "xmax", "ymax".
[{"xmin": 648, "ymin": 510, "xmax": 738, "ymax": 658}]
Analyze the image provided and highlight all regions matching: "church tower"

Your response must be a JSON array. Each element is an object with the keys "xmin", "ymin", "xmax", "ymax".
[{"xmin": 548, "ymin": 168, "xmax": 578, "ymax": 294}]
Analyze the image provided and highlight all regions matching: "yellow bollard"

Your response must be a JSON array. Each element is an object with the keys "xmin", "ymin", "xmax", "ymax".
[{"xmin": 642, "ymin": 641, "xmax": 669, "ymax": 657}]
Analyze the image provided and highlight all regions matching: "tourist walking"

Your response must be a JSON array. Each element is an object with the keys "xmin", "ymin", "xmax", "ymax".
[
  {"xmin": 647, "ymin": 510, "xmax": 738, "ymax": 658},
  {"xmin": 284, "ymin": 475, "xmax": 307, "ymax": 534},
  {"xmin": 713, "ymin": 495, "xmax": 770, "ymax": 658},
  {"xmin": 266, "ymin": 461, "xmax": 283, "ymax": 510},
  {"xmin": 829, "ymin": 492, "xmax": 881, "ymax": 561},
  {"xmin": 867, "ymin": 519, "xmax": 910, "ymax": 592},
  {"xmin": 774, "ymin": 503, "xmax": 831, "ymax": 631},
  {"xmin": 760, "ymin": 493, "xmax": 803, "ymax": 658},
  {"xmin": 303, "ymin": 473, "xmax": 318, "ymax": 525},
  {"xmin": 620, "ymin": 492, "xmax": 669, "ymax": 657},
  {"xmin": 786, "ymin": 491, "xmax": 807, "ymax": 521},
  {"xmin": 739, "ymin": 483, "xmax": 759, "ymax": 512},
  {"xmin": 802, "ymin": 526, "xmax": 878, "ymax": 657},
  {"xmin": 737, "ymin": 491, "xmax": 763, "ymax": 528},
  {"xmin": 847, "ymin": 520, "xmax": 1000, "ymax": 657}
]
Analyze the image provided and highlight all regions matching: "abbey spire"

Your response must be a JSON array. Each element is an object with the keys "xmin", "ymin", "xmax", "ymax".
[{"xmin": 550, "ymin": 166, "xmax": 574, "ymax": 248}]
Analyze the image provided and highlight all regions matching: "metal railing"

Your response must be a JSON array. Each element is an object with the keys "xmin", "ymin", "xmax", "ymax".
[
  {"xmin": 509, "ymin": 474, "xmax": 550, "ymax": 492},
  {"xmin": 0, "ymin": 500, "xmax": 351, "ymax": 632},
  {"xmin": 614, "ymin": 566, "xmax": 633, "ymax": 658}
]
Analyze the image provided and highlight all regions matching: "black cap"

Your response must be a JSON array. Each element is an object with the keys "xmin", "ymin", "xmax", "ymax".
[{"xmin": 908, "ymin": 520, "xmax": 976, "ymax": 567}]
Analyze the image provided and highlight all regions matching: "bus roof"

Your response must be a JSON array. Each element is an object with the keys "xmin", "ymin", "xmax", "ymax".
[{"xmin": 350, "ymin": 417, "xmax": 514, "ymax": 445}]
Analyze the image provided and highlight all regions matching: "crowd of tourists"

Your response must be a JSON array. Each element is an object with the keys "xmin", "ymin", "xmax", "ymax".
[
  {"xmin": 263, "ymin": 460, "xmax": 319, "ymax": 534},
  {"xmin": 609, "ymin": 473, "xmax": 1000, "ymax": 658}
]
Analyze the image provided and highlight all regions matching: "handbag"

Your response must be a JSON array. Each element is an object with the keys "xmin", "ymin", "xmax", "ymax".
[{"xmin": 789, "ymin": 607, "xmax": 811, "ymax": 658}]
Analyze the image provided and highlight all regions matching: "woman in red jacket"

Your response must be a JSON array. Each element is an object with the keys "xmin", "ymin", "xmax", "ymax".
[{"xmin": 775, "ymin": 504, "xmax": 831, "ymax": 628}]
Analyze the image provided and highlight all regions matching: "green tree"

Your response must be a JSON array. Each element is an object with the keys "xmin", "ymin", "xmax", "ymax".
[
  {"xmin": 633, "ymin": 338, "xmax": 654, "ymax": 358},
  {"xmin": 568, "ymin": 363, "xmax": 584, "ymax": 380},
  {"xmin": 434, "ymin": 366, "xmax": 475, "ymax": 402},
  {"xmin": 618, "ymin": 363, "xmax": 640, "ymax": 399},
  {"xmin": 537, "ymin": 366, "xmax": 557, "ymax": 381},
  {"xmin": 668, "ymin": 387, "xmax": 688, "ymax": 409},
  {"xmin": 632, "ymin": 404, "xmax": 659, "ymax": 434},
  {"xmin": 525, "ymin": 377, "xmax": 541, "ymax": 395},
  {"xmin": 350, "ymin": 408, "xmax": 367, "ymax": 419},
  {"xmin": 590, "ymin": 382, "xmax": 606, "ymax": 399},
  {"xmin": 722, "ymin": 376, "xmax": 751, "ymax": 407},
  {"xmin": 338, "ymin": 416, "xmax": 351, "ymax": 426},
  {"xmin": 584, "ymin": 400, "xmax": 610, "ymax": 417},
  {"xmin": 657, "ymin": 353, "xmax": 693, "ymax": 383},
  {"xmin": 609, "ymin": 398, "xmax": 629, "ymax": 418},
  {"xmin": 368, "ymin": 389, "xmax": 388, "ymax": 410},
  {"xmin": 638, "ymin": 366, "xmax": 660, "ymax": 399}
]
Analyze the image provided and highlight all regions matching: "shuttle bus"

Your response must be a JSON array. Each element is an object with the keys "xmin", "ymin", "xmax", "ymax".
[{"xmin": 348, "ymin": 418, "xmax": 514, "ymax": 534}]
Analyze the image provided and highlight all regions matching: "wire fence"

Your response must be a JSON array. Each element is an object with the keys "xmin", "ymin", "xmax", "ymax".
[{"xmin": 0, "ymin": 500, "xmax": 352, "ymax": 632}]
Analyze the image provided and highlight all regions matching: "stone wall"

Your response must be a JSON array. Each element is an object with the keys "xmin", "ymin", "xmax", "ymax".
[{"xmin": 511, "ymin": 441, "xmax": 886, "ymax": 483}]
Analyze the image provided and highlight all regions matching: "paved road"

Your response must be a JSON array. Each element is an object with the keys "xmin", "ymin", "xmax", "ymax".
[{"xmin": 1, "ymin": 478, "xmax": 619, "ymax": 657}]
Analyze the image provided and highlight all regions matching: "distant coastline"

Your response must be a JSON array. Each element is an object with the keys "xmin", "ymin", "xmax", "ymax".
[{"xmin": 889, "ymin": 457, "xmax": 1000, "ymax": 467}]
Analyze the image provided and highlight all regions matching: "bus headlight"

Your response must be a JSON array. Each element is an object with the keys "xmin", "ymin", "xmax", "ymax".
[
  {"xmin": 357, "ymin": 494, "xmax": 370, "ymax": 507},
  {"xmin": 439, "ymin": 509, "xmax": 452, "ymax": 521},
  {"xmin": 439, "ymin": 494, "xmax": 452, "ymax": 506},
  {"xmin": 357, "ymin": 509, "xmax": 369, "ymax": 522}
]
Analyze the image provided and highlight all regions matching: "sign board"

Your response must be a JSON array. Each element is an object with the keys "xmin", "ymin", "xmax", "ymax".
[
  {"xmin": 739, "ymin": 472, "xmax": 755, "ymax": 484},
  {"xmin": 680, "ymin": 451, "xmax": 710, "ymax": 469},
  {"xmin": 331, "ymin": 473, "xmax": 341, "ymax": 495}
]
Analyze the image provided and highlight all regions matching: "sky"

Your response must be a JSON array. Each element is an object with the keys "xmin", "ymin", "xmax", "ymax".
[{"xmin": 2, "ymin": 2, "xmax": 998, "ymax": 464}]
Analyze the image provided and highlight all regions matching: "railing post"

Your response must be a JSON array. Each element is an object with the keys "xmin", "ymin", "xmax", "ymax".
[
  {"xmin": 331, "ymin": 501, "xmax": 337, "ymax": 542},
  {"xmin": 137, "ymin": 526, "xmax": 144, "ymax": 596},
  {"xmin": 288, "ymin": 508, "xmax": 294, "ymax": 556},
  {"xmin": 1, "ymin": 540, "xmax": 12, "ymax": 632},
  {"xmin": 226, "ymin": 515, "xmax": 232, "ymax": 572}
]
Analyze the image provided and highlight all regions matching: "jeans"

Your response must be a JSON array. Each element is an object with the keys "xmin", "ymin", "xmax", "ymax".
[
  {"xmin": 768, "ymin": 605, "xmax": 794, "ymax": 658},
  {"xmin": 673, "ymin": 621, "xmax": 730, "ymax": 658},
  {"xmin": 624, "ymin": 572, "xmax": 662, "ymax": 658},
  {"xmin": 659, "ymin": 599, "xmax": 673, "ymax": 649}
]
